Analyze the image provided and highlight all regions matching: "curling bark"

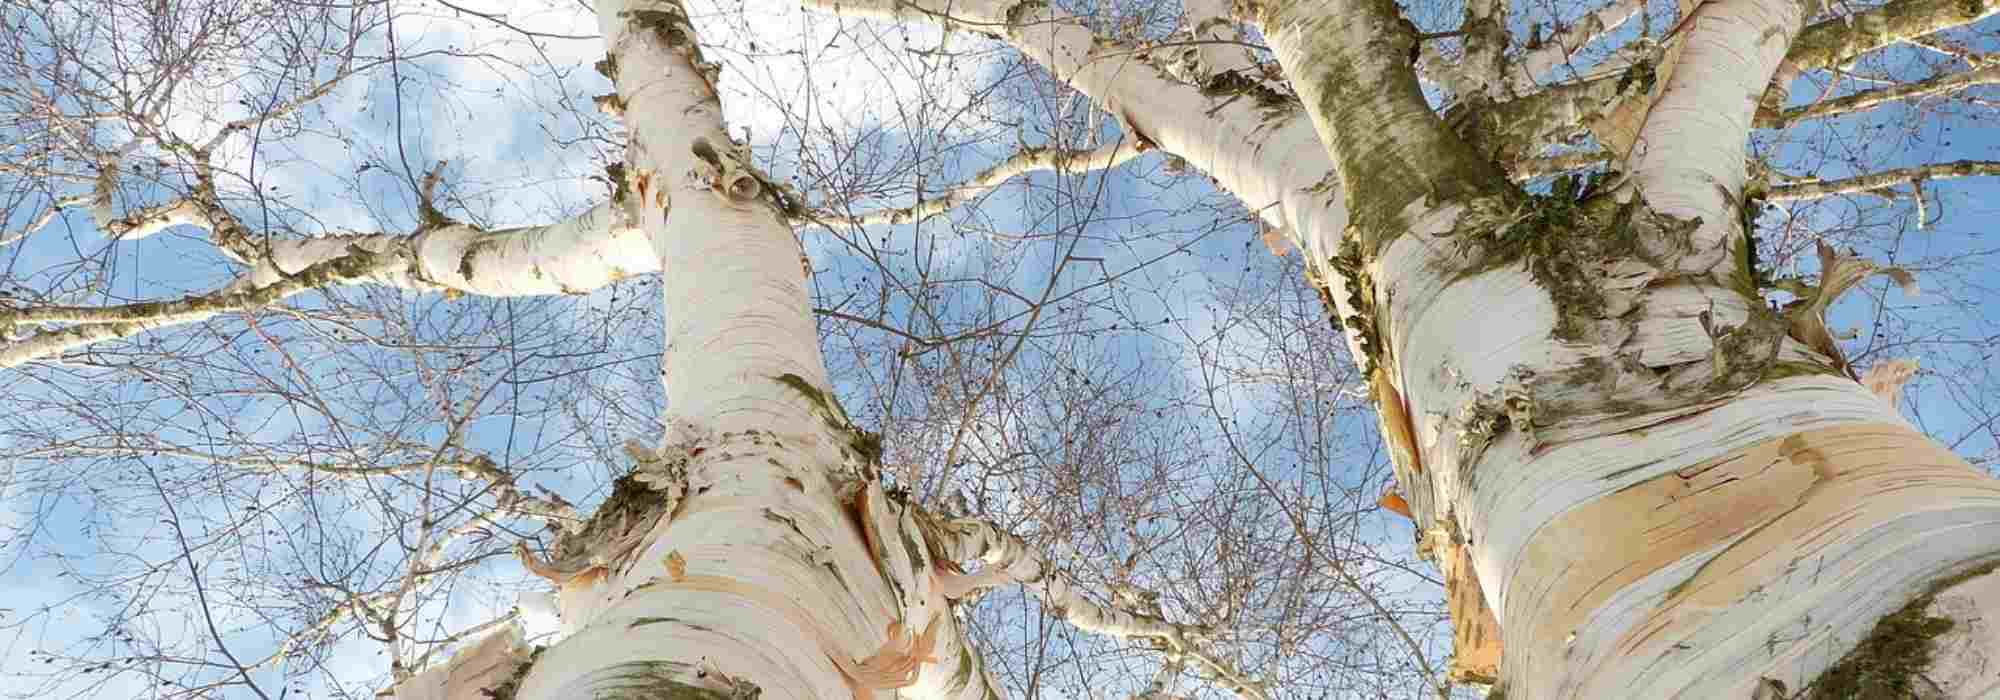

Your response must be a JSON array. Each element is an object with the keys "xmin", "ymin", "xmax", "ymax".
[
  {"xmin": 399, "ymin": 1, "xmax": 1009, "ymax": 698},
  {"xmin": 1253, "ymin": 0, "xmax": 2000, "ymax": 694}
]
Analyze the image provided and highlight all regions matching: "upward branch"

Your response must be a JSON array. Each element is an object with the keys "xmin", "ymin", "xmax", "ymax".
[{"xmin": 1253, "ymin": 0, "xmax": 1512, "ymax": 246}]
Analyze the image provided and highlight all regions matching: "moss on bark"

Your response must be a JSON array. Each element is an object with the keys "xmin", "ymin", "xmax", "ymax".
[{"xmin": 1804, "ymin": 560, "xmax": 2000, "ymax": 699}]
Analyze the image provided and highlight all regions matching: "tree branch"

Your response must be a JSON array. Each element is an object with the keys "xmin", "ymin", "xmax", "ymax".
[
  {"xmin": 1788, "ymin": 0, "xmax": 2000, "ymax": 73},
  {"xmin": 1767, "ymin": 159, "xmax": 2000, "ymax": 201},
  {"xmin": 1468, "ymin": 0, "xmax": 2000, "ymax": 162},
  {"xmin": 0, "ymin": 247, "xmax": 396, "ymax": 368},
  {"xmin": 0, "ymin": 195, "xmax": 91, "ymax": 247},
  {"xmin": 818, "ymin": 141, "xmax": 1146, "ymax": 227},
  {"xmin": 924, "ymin": 512, "xmax": 1274, "ymax": 700},
  {"xmin": 1758, "ymin": 61, "xmax": 2000, "ymax": 128},
  {"xmin": 1500, "ymin": 0, "xmax": 1647, "ymax": 95}
]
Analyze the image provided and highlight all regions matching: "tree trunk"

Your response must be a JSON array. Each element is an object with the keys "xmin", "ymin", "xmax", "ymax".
[
  {"xmin": 396, "ymin": 1, "xmax": 1013, "ymax": 698},
  {"xmin": 1250, "ymin": 0, "xmax": 2000, "ymax": 694}
]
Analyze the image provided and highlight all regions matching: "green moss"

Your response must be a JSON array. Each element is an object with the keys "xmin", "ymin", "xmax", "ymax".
[
  {"xmin": 1614, "ymin": 58, "xmax": 1656, "ymax": 96},
  {"xmin": 1328, "ymin": 235, "xmax": 1384, "ymax": 373},
  {"xmin": 1761, "ymin": 359, "xmax": 1843, "ymax": 381},
  {"xmin": 1447, "ymin": 170, "xmax": 1644, "ymax": 340},
  {"xmin": 624, "ymin": 9, "xmax": 693, "ymax": 47},
  {"xmin": 1804, "ymin": 560, "xmax": 2000, "ymax": 699},
  {"xmin": 949, "ymin": 645, "xmax": 977, "ymax": 692},
  {"xmin": 774, "ymin": 373, "xmax": 883, "ymax": 464},
  {"xmin": 1804, "ymin": 604, "xmax": 1954, "ymax": 698},
  {"xmin": 1723, "ymin": 181, "xmax": 1775, "ymax": 300},
  {"xmin": 1261, "ymin": 0, "xmax": 1508, "ymax": 254},
  {"xmin": 1196, "ymin": 69, "xmax": 1300, "ymax": 117},
  {"xmin": 604, "ymin": 162, "xmax": 631, "ymax": 204},
  {"xmin": 585, "ymin": 660, "xmax": 761, "ymax": 699}
]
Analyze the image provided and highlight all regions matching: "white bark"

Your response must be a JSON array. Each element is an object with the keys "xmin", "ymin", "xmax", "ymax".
[
  {"xmin": 1761, "ymin": 63, "xmax": 2000, "ymax": 128},
  {"xmin": 488, "ymin": 3, "xmax": 1005, "ymax": 698},
  {"xmin": 1247, "ymin": 0, "xmax": 2000, "ymax": 694},
  {"xmin": 1768, "ymin": 159, "xmax": 2000, "ymax": 201},
  {"xmin": 1924, "ymin": 568, "xmax": 2000, "ymax": 697},
  {"xmin": 928, "ymin": 515, "xmax": 1272, "ymax": 699},
  {"xmin": 0, "ymin": 249, "xmax": 395, "ymax": 369},
  {"xmin": 1623, "ymin": 0, "xmax": 1802, "ymax": 274},
  {"xmin": 1499, "ymin": 0, "xmax": 1646, "ymax": 95},
  {"xmin": 392, "ymin": 622, "xmax": 532, "ymax": 700},
  {"xmin": 0, "ymin": 204, "xmax": 652, "ymax": 369},
  {"xmin": 240, "ymin": 201, "xmax": 654, "ymax": 296}
]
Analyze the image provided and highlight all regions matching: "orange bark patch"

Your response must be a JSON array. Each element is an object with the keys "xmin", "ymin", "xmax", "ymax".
[
  {"xmin": 1380, "ymin": 488, "xmax": 1413, "ymax": 519},
  {"xmin": 664, "ymin": 549, "xmax": 687, "ymax": 581},
  {"xmin": 1261, "ymin": 226, "xmax": 1291, "ymax": 257},
  {"xmin": 1507, "ymin": 422, "xmax": 2000, "ymax": 687},
  {"xmin": 1374, "ymin": 367, "xmax": 1424, "ymax": 475},
  {"xmin": 1861, "ymin": 359, "xmax": 1919, "ymax": 407},
  {"xmin": 1441, "ymin": 539, "xmax": 1503, "ymax": 684}
]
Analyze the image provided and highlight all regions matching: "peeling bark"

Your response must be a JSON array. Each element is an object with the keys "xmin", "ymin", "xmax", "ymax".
[{"xmin": 450, "ymin": 3, "xmax": 1006, "ymax": 699}]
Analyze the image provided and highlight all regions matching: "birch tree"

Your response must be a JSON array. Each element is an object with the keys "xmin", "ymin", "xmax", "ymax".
[{"xmin": 6, "ymin": 0, "xmax": 2000, "ymax": 695}]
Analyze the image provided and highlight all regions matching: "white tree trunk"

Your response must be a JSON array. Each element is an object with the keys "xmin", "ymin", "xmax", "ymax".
[
  {"xmin": 480, "ymin": 2, "xmax": 1003, "ymax": 698},
  {"xmin": 1251, "ymin": 0, "xmax": 2000, "ymax": 693}
]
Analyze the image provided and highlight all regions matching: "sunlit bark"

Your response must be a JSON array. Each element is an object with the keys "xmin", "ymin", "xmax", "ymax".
[
  {"xmin": 1254, "ymin": 0, "xmax": 2000, "ymax": 692},
  {"xmin": 0, "ymin": 203, "xmax": 652, "ymax": 368}
]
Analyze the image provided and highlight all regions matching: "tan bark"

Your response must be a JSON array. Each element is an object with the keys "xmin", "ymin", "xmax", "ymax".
[
  {"xmin": 1437, "ymin": 540, "xmax": 1501, "ymax": 685},
  {"xmin": 1504, "ymin": 419, "xmax": 2000, "ymax": 695}
]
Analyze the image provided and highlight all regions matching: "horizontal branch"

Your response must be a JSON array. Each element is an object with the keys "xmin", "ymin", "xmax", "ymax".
[
  {"xmin": 1502, "ymin": 0, "xmax": 1648, "ymax": 95},
  {"xmin": 1759, "ymin": 61, "xmax": 2000, "ymax": 128},
  {"xmin": 239, "ymin": 201, "xmax": 652, "ymax": 296},
  {"xmin": 25, "ymin": 440, "xmax": 578, "ymax": 525},
  {"xmin": 0, "ymin": 247, "xmax": 396, "ymax": 369},
  {"xmin": 0, "ymin": 196, "xmax": 90, "ymax": 247},
  {"xmin": 1788, "ymin": 0, "xmax": 2000, "ymax": 73},
  {"xmin": 1767, "ymin": 159, "xmax": 2000, "ymax": 200},
  {"xmin": 1508, "ymin": 150, "xmax": 1612, "ymax": 180},
  {"xmin": 1, "ymin": 196, "xmax": 652, "ymax": 368},
  {"xmin": 819, "ymin": 141, "xmax": 1146, "ymax": 227}
]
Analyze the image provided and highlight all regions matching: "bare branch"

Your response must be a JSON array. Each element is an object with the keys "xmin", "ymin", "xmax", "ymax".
[
  {"xmin": 925, "ymin": 512, "xmax": 1275, "ymax": 700},
  {"xmin": 819, "ymin": 141, "xmax": 1146, "ymax": 227},
  {"xmin": 1767, "ymin": 159, "xmax": 2000, "ymax": 201},
  {"xmin": 1473, "ymin": 0, "xmax": 2000, "ymax": 159},
  {"xmin": 1508, "ymin": 150, "xmax": 1613, "ymax": 180},
  {"xmin": 1501, "ymin": 0, "xmax": 1647, "ymax": 95},
  {"xmin": 0, "ymin": 195, "xmax": 90, "ymax": 247},
  {"xmin": 1759, "ymin": 61, "xmax": 2000, "ymax": 128},
  {"xmin": 0, "ymin": 247, "xmax": 397, "ymax": 368}
]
